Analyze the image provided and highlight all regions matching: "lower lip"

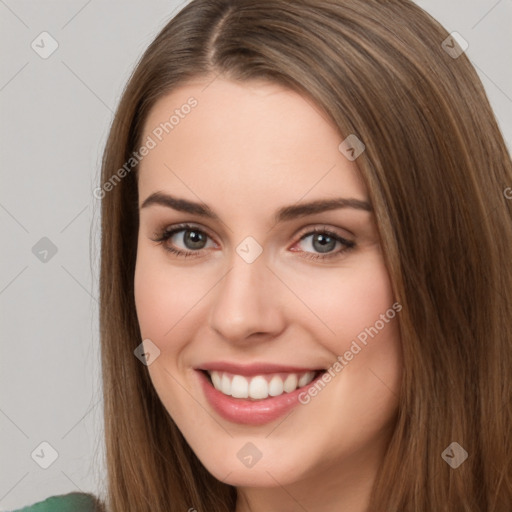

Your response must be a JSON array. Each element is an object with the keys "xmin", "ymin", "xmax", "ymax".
[{"xmin": 196, "ymin": 369, "xmax": 325, "ymax": 425}]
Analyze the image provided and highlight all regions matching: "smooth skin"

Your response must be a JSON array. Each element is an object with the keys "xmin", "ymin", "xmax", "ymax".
[{"xmin": 134, "ymin": 76, "xmax": 403, "ymax": 512}]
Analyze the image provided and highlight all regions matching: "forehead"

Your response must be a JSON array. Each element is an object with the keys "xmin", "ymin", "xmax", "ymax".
[{"xmin": 137, "ymin": 77, "xmax": 367, "ymax": 209}]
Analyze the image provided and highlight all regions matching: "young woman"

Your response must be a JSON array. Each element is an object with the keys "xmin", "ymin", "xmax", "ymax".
[{"xmin": 16, "ymin": 0, "xmax": 512, "ymax": 510}]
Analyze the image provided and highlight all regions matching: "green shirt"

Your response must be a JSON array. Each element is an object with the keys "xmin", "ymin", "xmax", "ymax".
[{"xmin": 10, "ymin": 493, "xmax": 101, "ymax": 512}]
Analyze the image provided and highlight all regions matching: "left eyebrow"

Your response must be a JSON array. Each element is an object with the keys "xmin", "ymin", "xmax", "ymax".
[
  {"xmin": 139, "ymin": 191, "xmax": 372, "ymax": 223},
  {"xmin": 275, "ymin": 197, "xmax": 372, "ymax": 222}
]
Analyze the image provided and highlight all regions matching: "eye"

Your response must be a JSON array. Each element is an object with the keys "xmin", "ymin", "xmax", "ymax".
[
  {"xmin": 291, "ymin": 227, "xmax": 355, "ymax": 261},
  {"xmin": 150, "ymin": 223, "xmax": 216, "ymax": 259}
]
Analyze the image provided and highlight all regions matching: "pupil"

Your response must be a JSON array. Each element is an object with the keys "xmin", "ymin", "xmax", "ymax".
[
  {"xmin": 313, "ymin": 234, "xmax": 335, "ymax": 253},
  {"xmin": 185, "ymin": 230, "xmax": 206, "ymax": 249}
]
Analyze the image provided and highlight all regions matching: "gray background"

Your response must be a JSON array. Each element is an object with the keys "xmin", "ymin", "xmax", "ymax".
[{"xmin": 1, "ymin": 0, "xmax": 511, "ymax": 509}]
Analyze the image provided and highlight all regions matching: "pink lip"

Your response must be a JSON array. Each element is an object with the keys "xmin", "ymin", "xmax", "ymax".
[
  {"xmin": 196, "ymin": 369, "xmax": 326, "ymax": 425},
  {"xmin": 196, "ymin": 361, "xmax": 324, "ymax": 376}
]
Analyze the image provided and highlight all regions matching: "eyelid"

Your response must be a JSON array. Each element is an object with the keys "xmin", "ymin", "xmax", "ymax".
[
  {"xmin": 298, "ymin": 222, "xmax": 355, "ymax": 236},
  {"xmin": 293, "ymin": 223, "xmax": 353, "ymax": 241},
  {"xmin": 153, "ymin": 222, "xmax": 218, "ymax": 244}
]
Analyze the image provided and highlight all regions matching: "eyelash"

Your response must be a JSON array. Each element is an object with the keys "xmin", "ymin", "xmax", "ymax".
[{"xmin": 150, "ymin": 223, "xmax": 356, "ymax": 261}]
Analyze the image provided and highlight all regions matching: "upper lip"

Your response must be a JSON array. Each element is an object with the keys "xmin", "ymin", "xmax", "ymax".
[{"xmin": 196, "ymin": 361, "xmax": 325, "ymax": 376}]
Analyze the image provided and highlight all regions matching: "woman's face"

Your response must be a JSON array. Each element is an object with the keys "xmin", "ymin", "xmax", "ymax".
[{"xmin": 134, "ymin": 76, "xmax": 402, "ymax": 498}]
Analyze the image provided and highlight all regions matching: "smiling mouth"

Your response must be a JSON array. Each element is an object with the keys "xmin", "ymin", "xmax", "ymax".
[{"xmin": 201, "ymin": 369, "xmax": 325, "ymax": 401}]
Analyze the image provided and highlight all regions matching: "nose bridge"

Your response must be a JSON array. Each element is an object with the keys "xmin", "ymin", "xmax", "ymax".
[{"xmin": 208, "ymin": 240, "xmax": 283, "ymax": 340}]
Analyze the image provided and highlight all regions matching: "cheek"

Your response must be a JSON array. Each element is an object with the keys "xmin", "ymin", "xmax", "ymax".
[
  {"xmin": 333, "ymin": 260, "xmax": 396, "ymax": 343},
  {"xmin": 323, "ymin": 257, "xmax": 402, "ymax": 422},
  {"xmin": 287, "ymin": 252, "xmax": 402, "ymax": 393},
  {"xmin": 134, "ymin": 245, "xmax": 206, "ymax": 344},
  {"xmin": 133, "ymin": 246, "xmax": 201, "ymax": 416},
  {"xmin": 282, "ymin": 252, "xmax": 397, "ymax": 346}
]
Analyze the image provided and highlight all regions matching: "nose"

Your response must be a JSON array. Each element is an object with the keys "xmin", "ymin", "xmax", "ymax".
[{"xmin": 208, "ymin": 247, "xmax": 286, "ymax": 343}]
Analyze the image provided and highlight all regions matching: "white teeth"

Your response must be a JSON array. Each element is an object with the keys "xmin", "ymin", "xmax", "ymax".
[
  {"xmin": 268, "ymin": 375, "xmax": 283, "ymax": 396},
  {"xmin": 211, "ymin": 371, "xmax": 222, "ymax": 390},
  {"xmin": 231, "ymin": 375, "xmax": 249, "ymax": 398},
  {"xmin": 221, "ymin": 373, "xmax": 231, "ymax": 395},
  {"xmin": 207, "ymin": 370, "xmax": 317, "ymax": 400},
  {"xmin": 298, "ymin": 372, "xmax": 312, "ymax": 387},
  {"xmin": 249, "ymin": 376, "xmax": 268, "ymax": 399},
  {"xmin": 283, "ymin": 374, "xmax": 298, "ymax": 392}
]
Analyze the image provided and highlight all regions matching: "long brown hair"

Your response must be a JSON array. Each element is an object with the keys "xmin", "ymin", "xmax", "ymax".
[{"xmin": 97, "ymin": 0, "xmax": 512, "ymax": 510}]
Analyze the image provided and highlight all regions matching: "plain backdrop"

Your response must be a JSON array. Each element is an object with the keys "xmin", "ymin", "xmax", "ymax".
[{"xmin": 1, "ymin": 0, "xmax": 511, "ymax": 509}]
